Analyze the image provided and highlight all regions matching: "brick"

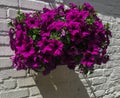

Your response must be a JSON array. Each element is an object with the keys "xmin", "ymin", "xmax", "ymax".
[
  {"xmin": 0, "ymin": 8, "xmax": 7, "ymax": 18},
  {"xmin": 0, "ymin": 79, "xmax": 3, "ymax": 83},
  {"xmin": 0, "ymin": 88, "xmax": 29, "ymax": 98},
  {"xmin": 19, "ymin": 0, "xmax": 49, "ymax": 10},
  {"xmin": 9, "ymin": 69, "xmax": 27, "ymax": 78},
  {"xmin": 0, "ymin": 36, "xmax": 9, "ymax": 45},
  {"xmin": 107, "ymin": 46, "xmax": 120, "ymax": 54},
  {"xmin": 29, "ymin": 95, "xmax": 43, "ymax": 98},
  {"xmin": 114, "ymin": 85, "xmax": 120, "ymax": 92},
  {"xmin": 109, "ymin": 53, "xmax": 120, "ymax": 60},
  {"xmin": 3, "ymin": 80, "xmax": 16, "ymax": 89},
  {"xmin": 0, "ymin": 0, "xmax": 18, "ymax": 7},
  {"xmin": 115, "ymin": 92, "xmax": 120, "ymax": 98},
  {"xmin": 88, "ymin": 69, "xmax": 103, "ymax": 78},
  {"xmin": 0, "ymin": 70, "xmax": 10, "ymax": 80},
  {"xmin": 7, "ymin": 8, "xmax": 17, "ymax": 19},
  {"xmin": 7, "ymin": 9, "xmax": 35, "ymax": 19},
  {"xmin": 55, "ymin": 0, "xmax": 63, "ymax": 3},
  {"xmin": 116, "ymin": 17, "xmax": 120, "ymax": 23},
  {"xmin": 110, "ymin": 38, "xmax": 120, "ymax": 46},
  {"xmin": 110, "ymin": 67, "xmax": 120, "ymax": 81},
  {"xmin": 0, "ymin": 20, "xmax": 10, "ymax": 31},
  {"xmin": 29, "ymin": 86, "xmax": 40, "ymax": 96},
  {"xmin": 0, "ymin": 69, "xmax": 27, "ymax": 80},
  {"xmin": 106, "ymin": 60, "xmax": 120, "ymax": 68},
  {"xmin": 103, "ymin": 69, "xmax": 113, "ymax": 76},
  {"xmin": 17, "ymin": 77, "xmax": 36, "ymax": 88},
  {"xmin": 0, "ymin": 84, "xmax": 4, "ymax": 91},
  {"xmin": 103, "ymin": 94, "xmax": 114, "ymax": 98},
  {"xmin": 92, "ymin": 77, "xmax": 107, "ymax": 85},
  {"xmin": 94, "ymin": 90, "xmax": 105, "ymax": 97},
  {"xmin": 112, "ymin": 31, "xmax": 120, "ymax": 39},
  {"xmin": 0, "ymin": 32, "xmax": 8, "ymax": 36},
  {"xmin": 0, "ymin": 58, "xmax": 12, "ymax": 68},
  {"xmin": 0, "ymin": 46, "xmax": 14, "ymax": 56}
]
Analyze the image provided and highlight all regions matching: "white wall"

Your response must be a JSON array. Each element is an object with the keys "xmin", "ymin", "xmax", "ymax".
[{"xmin": 0, "ymin": 0, "xmax": 120, "ymax": 98}]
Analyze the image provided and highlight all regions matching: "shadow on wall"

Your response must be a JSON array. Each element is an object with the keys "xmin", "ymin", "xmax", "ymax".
[
  {"xmin": 63, "ymin": 0, "xmax": 120, "ymax": 17},
  {"xmin": 42, "ymin": 0, "xmax": 120, "ymax": 18},
  {"xmin": 35, "ymin": 66, "xmax": 90, "ymax": 98}
]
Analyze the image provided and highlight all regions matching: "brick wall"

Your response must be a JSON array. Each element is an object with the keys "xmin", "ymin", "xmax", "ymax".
[
  {"xmin": 0, "ymin": 0, "xmax": 48, "ymax": 98},
  {"xmin": 0, "ymin": 0, "xmax": 120, "ymax": 98}
]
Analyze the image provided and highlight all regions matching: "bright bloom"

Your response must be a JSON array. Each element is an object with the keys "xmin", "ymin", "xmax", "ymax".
[{"xmin": 8, "ymin": 2, "xmax": 111, "ymax": 75}]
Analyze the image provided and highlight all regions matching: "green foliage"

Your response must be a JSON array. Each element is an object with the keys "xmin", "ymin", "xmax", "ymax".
[
  {"xmin": 86, "ymin": 15, "xmax": 95, "ymax": 24},
  {"xmin": 79, "ymin": 5, "xmax": 83, "ymax": 11},
  {"xmin": 28, "ymin": 28, "xmax": 40, "ymax": 41},
  {"xmin": 16, "ymin": 11, "xmax": 26, "ymax": 22},
  {"xmin": 50, "ymin": 32, "xmax": 60, "ymax": 40},
  {"xmin": 8, "ymin": 21, "xmax": 14, "ymax": 27},
  {"xmin": 104, "ymin": 23, "xmax": 110, "ymax": 30}
]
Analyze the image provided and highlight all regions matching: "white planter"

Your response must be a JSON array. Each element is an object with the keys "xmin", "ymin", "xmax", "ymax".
[{"xmin": 34, "ymin": 66, "xmax": 90, "ymax": 98}]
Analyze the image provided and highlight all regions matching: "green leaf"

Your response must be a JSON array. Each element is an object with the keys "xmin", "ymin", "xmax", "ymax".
[
  {"xmin": 50, "ymin": 31, "xmax": 60, "ymax": 40},
  {"xmin": 66, "ymin": 36, "xmax": 70, "ymax": 44},
  {"xmin": 17, "ymin": 10, "xmax": 21, "ymax": 15},
  {"xmin": 8, "ymin": 21, "xmax": 14, "ymax": 27},
  {"xmin": 32, "ymin": 35, "xmax": 36, "ymax": 40},
  {"xmin": 79, "ymin": 5, "xmax": 83, "ymax": 10},
  {"xmin": 86, "ymin": 15, "xmax": 95, "ymax": 24},
  {"xmin": 104, "ymin": 23, "xmax": 110, "ymax": 30},
  {"xmin": 16, "ymin": 11, "xmax": 26, "ymax": 22}
]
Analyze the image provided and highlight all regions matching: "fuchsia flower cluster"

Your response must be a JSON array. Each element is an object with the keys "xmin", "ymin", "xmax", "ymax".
[{"xmin": 8, "ymin": 3, "xmax": 111, "ymax": 75}]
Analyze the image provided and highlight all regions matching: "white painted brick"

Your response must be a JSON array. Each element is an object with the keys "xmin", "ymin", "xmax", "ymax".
[
  {"xmin": 88, "ymin": 69, "xmax": 103, "ymax": 78},
  {"xmin": 55, "ymin": 0, "xmax": 63, "ymax": 3},
  {"xmin": 9, "ymin": 69, "xmax": 27, "ymax": 78},
  {"xmin": 0, "ymin": 79, "xmax": 3, "ymax": 83},
  {"xmin": 0, "ymin": 88, "xmax": 29, "ymax": 98},
  {"xmin": 0, "ymin": 58, "xmax": 12, "ymax": 68},
  {"xmin": 92, "ymin": 77, "xmax": 107, "ymax": 85},
  {"xmin": 0, "ymin": 84, "xmax": 4, "ymax": 91},
  {"xmin": 7, "ymin": 9, "xmax": 35, "ymax": 19},
  {"xmin": 17, "ymin": 77, "xmax": 36, "ymax": 88},
  {"xmin": 0, "ymin": 32, "xmax": 8, "ymax": 36},
  {"xmin": 0, "ymin": 8, "xmax": 7, "ymax": 18},
  {"xmin": 112, "ymin": 31, "xmax": 120, "ymax": 39},
  {"xmin": 29, "ymin": 95, "xmax": 43, "ymax": 98},
  {"xmin": 114, "ymin": 85, "xmax": 120, "ymax": 92},
  {"xmin": 110, "ymin": 53, "xmax": 120, "ymax": 60},
  {"xmin": 107, "ymin": 46, "xmax": 120, "ymax": 54},
  {"xmin": 29, "ymin": 86, "xmax": 40, "ymax": 96},
  {"xmin": 19, "ymin": 0, "xmax": 49, "ymax": 10},
  {"xmin": 0, "ymin": 19, "xmax": 10, "ymax": 31},
  {"xmin": 3, "ymin": 80, "xmax": 16, "ymax": 89},
  {"xmin": 7, "ymin": 8, "xmax": 17, "ymax": 19},
  {"xmin": 103, "ymin": 69, "xmax": 113, "ymax": 76},
  {"xmin": 116, "ymin": 17, "xmax": 120, "ymax": 23},
  {"xmin": 0, "ymin": 0, "xmax": 18, "ymax": 7},
  {"xmin": 106, "ymin": 60, "xmax": 120, "ymax": 68},
  {"xmin": 0, "ymin": 36, "xmax": 9, "ymax": 45},
  {"xmin": 0, "ymin": 70, "xmax": 10, "ymax": 80},
  {"xmin": 0, "ymin": 69, "xmax": 27, "ymax": 79},
  {"xmin": 110, "ymin": 67, "xmax": 120, "ymax": 81},
  {"xmin": 115, "ymin": 92, "xmax": 120, "ymax": 98},
  {"xmin": 103, "ymin": 94, "xmax": 114, "ymax": 98},
  {"xmin": 0, "ymin": 46, "xmax": 14, "ymax": 56},
  {"xmin": 94, "ymin": 90, "xmax": 105, "ymax": 97},
  {"xmin": 110, "ymin": 38, "xmax": 120, "ymax": 46}
]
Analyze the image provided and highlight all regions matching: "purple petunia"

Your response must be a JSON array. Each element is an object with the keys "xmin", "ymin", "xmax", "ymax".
[{"xmin": 8, "ymin": 2, "xmax": 112, "ymax": 75}]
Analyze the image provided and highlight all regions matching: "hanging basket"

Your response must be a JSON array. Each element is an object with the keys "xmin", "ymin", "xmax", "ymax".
[{"xmin": 8, "ymin": 2, "xmax": 112, "ymax": 75}]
